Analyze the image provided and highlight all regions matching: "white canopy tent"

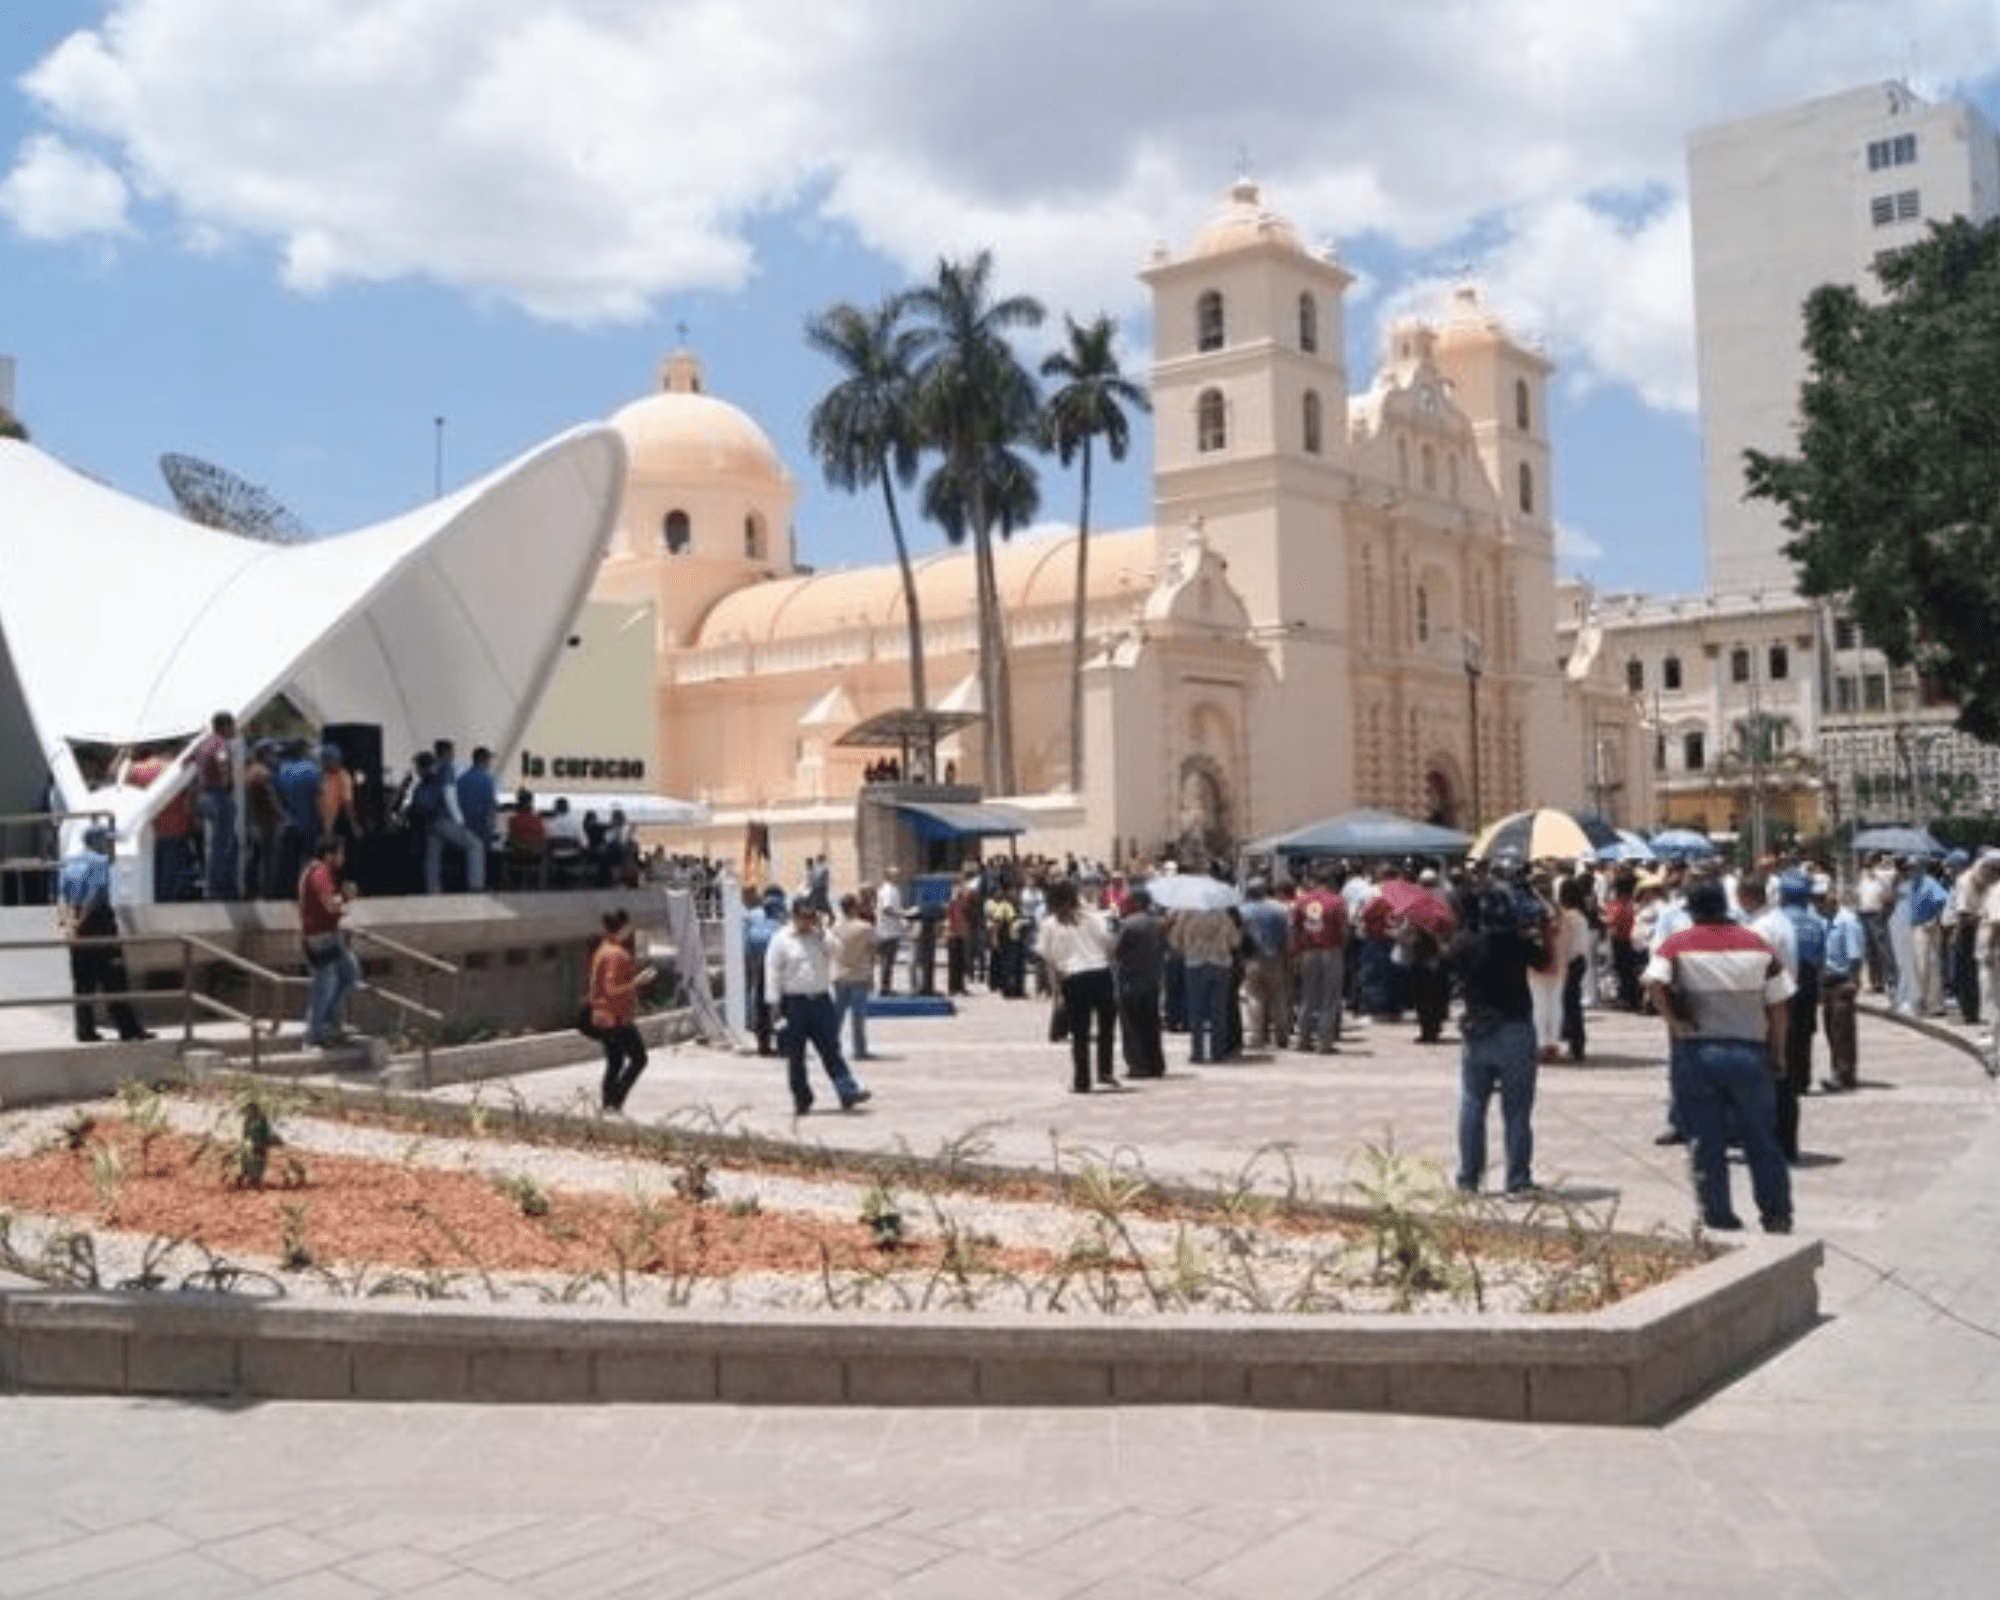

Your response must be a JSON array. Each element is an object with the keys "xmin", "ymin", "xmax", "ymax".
[{"xmin": 0, "ymin": 427, "xmax": 628, "ymax": 850}]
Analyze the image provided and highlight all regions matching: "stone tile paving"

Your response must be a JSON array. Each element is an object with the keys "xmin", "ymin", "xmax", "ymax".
[{"xmin": 3, "ymin": 997, "xmax": 1999, "ymax": 1595}]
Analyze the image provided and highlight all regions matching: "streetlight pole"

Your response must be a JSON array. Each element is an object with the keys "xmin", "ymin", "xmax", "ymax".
[{"xmin": 1463, "ymin": 631, "xmax": 1484, "ymax": 826}]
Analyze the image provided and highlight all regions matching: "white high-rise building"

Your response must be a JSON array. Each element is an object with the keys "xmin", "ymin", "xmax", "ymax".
[{"xmin": 1689, "ymin": 81, "xmax": 2000, "ymax": 594}]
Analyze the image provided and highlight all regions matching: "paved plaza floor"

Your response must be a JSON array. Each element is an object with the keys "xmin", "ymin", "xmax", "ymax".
[{"xmin": 4, "ymin": 991, "xmax": 1999, "ymax": 1597}]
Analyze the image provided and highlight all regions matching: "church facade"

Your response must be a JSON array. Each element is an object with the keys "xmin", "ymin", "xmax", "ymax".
[{"xmin": 554, "ymin": 181, "xmax": 1644, "ymax": 880}]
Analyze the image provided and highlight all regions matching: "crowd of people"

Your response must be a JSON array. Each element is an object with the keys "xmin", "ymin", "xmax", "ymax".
[
  {"xmin": 102, "ymin": 713, "xmax": 668, "ymax": 903},
  {"xmin": 726, "ymin": 839, "xmax": 2000, "ymax": 1235}
]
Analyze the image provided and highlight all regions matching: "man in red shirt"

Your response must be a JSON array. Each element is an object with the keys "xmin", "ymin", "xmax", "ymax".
[
  {"xmin": 299, "ymin": 836, "xmax": 361, "ymax": 1048},
  {"xmin": 1644, "ymin": 877, "xmax": 1794, "ymax": 1234},
  {"xmin": 1289, "ymin": 866, "xmax": 1350, "ymax": 1053}
]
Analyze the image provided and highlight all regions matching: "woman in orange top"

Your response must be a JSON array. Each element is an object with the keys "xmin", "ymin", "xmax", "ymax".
[{"xmin": 589, "ymin": 909, "xmax": 654, "ymax": 1111}]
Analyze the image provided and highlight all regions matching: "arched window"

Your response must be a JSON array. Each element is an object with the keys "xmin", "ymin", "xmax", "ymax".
[
  {"xmin": 1421, "ymin": 444, "xmax": 1436, "ymax": 492},
  {"xmin": 1415, "ymin": 584, "xmax": 1430, "ymax": 643},
  {"xmin": 745, "ymin": 512, "xmax": 768, "ymax": 561},
  {"xmin": 1197, "ymin": 290, "xmax": 1225, "ymax": 352},
  {"xmin": 1298, "ymin": 292, "xmax": 1318, "ymax": 353},
  {"xmin": 1514, "ymin": 377, "xmax": 1531, "ymax": 432},
  {"xmin": 663, "ymin": 510, "xmax": 691, "ymax": 554},
  {"xmin": 1197, "ymin": 388, "xmax": 1227, "ymax": 453},
  {"xmin": 1302, "ymin": 390, "xmax": 1323, "ymax": 454},
  {"xmin": 1517, "ymin": 461, "xmax": 1535, "ymax": 514}
]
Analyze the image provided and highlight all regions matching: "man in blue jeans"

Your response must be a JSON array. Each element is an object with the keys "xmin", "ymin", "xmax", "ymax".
[
  {"xmin": 1448, "ymin": 872, "xmax": 1546, "ymax": 1197},
  {"xmin": 1644, "ymin": 877, "xmax": 1794, "ymax": 1234},
  {"xmin": 764, "ymin": 898, "xmax": 872, "ymax": 1116}
]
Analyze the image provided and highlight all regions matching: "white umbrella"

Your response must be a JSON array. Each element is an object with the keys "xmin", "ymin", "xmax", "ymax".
[{"xmin": 1140, "ymin": 873, "xmax": 1241, "ymax": 912}]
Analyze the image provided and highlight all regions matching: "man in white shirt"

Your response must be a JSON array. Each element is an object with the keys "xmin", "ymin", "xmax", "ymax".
[
  {"xmin": 874, "ymin": 868, "xmax": 908, "ymax": 994},
  {"xmin": 766, "ymin": 898, "xmax": 872, "ymax": 1115}
]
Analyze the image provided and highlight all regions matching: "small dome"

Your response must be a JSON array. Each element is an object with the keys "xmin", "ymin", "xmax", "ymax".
[
  {"xmin": 1190, "ymin": 177, "xmax": 1304, "ymax": 259},
  {"xmin": 610, "ymin": 349, "xmax": 788, "ymax": 486}
]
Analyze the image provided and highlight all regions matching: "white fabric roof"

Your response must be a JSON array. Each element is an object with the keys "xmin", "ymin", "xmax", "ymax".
[{"xmin": 0, "ymin": 427, "xmax": 627, "ymax": 831}]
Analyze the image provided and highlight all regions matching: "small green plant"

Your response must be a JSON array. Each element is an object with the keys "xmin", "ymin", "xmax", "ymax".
[
  {"xmin": 672, "ymin": 1152, "xmax": 716, "ymax": 1205},
  {"xmin": 224, "ymin": 1100, "xmax": 283, "ymax": 1189},
  {"xmin": 117, "ymin": 1080, "xmax": 170, "ymax": 1174},
  {"xmin": 278, "ymin": 1202, "xmax": 316, "ymax": 1271},
  {"xmin": 495, "ymin": 1172, "xmax": 552, "ymax": 1218},
  {"xmin": 860, "ymin": 1178, "xmax": 905, "ymax": 1251},
  {"xmin": 85, "ymin": 1143, "xmax": 127, "ymax": 1216}
]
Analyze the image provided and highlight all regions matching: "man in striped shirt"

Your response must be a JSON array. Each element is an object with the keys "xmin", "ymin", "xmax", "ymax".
[{"xmin": 1643, "ymin": 877, "xmax": 1794, "ymax": 1235}]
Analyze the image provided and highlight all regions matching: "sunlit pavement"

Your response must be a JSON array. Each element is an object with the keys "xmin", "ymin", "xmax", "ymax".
[{"xmin": 5, "ymin": 991, "xmax": 1999, "ymax": 1597}]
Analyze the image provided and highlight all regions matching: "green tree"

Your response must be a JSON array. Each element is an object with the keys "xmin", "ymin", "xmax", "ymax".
[
  {"xmin": 805, "ymin": 295, "xmax": 930, "ymax": 721},
  {"xmin": 906, "ymin": 251, "xmax": 1045, "ymax": 795},
  {"xmin": 1041, "ymin": 313, "xmax": 1149, "ymax": 794},
  {"xmin": 1745, "ymin": 216, "xmax": 2000, "ymax": 740},
  {"xmin": 0, "ymin": 404, "xmax": 27, "ymax": 442}
]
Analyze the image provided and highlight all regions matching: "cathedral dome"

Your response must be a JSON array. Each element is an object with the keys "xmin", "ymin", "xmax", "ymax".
[
  {"xmin": 1190, "ymin": 177, "xmax": 1304, "ymax": 258},
  {"xmin": 610, "ymin": 349, "xmax": 789, "ymax": 487}
]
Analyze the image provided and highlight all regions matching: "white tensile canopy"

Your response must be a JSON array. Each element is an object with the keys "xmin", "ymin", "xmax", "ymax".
[{"xmin": 0, "ymin": 427, "xmax": 628, "ymax": 840}]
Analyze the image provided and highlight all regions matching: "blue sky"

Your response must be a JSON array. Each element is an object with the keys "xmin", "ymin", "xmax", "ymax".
[{"xmin": 6, "ymin": 1, "xmax": 2000, "ymax": 602}]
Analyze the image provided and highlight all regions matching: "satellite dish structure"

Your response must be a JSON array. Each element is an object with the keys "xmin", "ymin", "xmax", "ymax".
[{"xmin": 160, "ymin": 452, "xmax": 314, "ymax": 544}]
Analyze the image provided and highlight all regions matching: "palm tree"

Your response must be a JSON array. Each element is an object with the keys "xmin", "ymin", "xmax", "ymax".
[
  {"xmin": 906, "ymin": 251, "xmax": 1045, "ymax": 795},
  {"xmin": 1041, "ymin": 313, "xmax": 1150, "ymax": 793},
  {"xmin": 805, "ymin": 295, "xmax": 930, "ymax": 722},
  {"xmin": 923, "ymin": 438, "xmax": 1041, "ymax": 792}
]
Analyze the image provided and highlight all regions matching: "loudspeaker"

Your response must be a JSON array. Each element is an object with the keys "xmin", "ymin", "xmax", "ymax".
[{"xmin": 322, "ymin": 721, "xmax": 385, "ymax": 834}]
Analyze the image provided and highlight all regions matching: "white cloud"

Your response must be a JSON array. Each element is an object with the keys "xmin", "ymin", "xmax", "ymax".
[
  {"xmin": 0, "ymin": 134, "xmax": 129, "ymax": 239},
  {"xmin": 6, "ymin": 0, "xmax": 2000, "ymax": 401}
]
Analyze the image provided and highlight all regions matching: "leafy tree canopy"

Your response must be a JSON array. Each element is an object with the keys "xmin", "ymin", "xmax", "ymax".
[
  {"xmin": 1746, "ymin": 216, "xmax": 2000, "ymax": 740},
  {"xmin": 0, "ymin": 403, "xmax": 26, "ymax": 442}
]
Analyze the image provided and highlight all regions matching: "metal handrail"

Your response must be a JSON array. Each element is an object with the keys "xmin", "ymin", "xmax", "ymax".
[{"xmin": 3, "ymin": 927, "xmax": 454, "ymax": 1079}]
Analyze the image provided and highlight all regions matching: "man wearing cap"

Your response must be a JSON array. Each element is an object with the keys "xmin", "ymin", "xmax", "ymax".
[
  {"xmin": 58, "ymin": 826, "xmax": 151, "ymax": 1043},
  {"xmin": 764, "ymin": 897, "xmax": 872, "ymax": 1115},
  {"xmin": 1644, "ymin": 877, "xmax": 1793, "ymax": 1234}
]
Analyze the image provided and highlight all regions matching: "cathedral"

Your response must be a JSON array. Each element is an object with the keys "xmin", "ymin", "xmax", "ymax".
[{"xmin": 534, "ymin": 180, "xmax": 1642, "ymax": 879}]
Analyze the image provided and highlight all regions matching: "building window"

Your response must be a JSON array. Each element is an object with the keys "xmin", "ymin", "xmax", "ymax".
[
  {"xmin": 1769, "ymin": 643, "xmax": 1789, "ymax": 681},
  {"xmin": 1871, "ymin": 188, "xmax": 1921, "ymax": 226},
  {"xmin": 1833, "ymin": 615, "xmax": 1858, "ymax": 650},
  {"xmin": 1730, "ymin": 646, "xmax": 1751, "ymax": 684},
  {"xmin": 1421, "ymin": 443, "xmax": 1436, "ymax": 491},
  {"xmin": 1447, "ymin": 453, "xmax": 1459, "ymax": 499},
  {"xmin": 1514, "ymin": 377, "xmax": 1531, "ymax": 432},
  {"xmin": 1868, "ymin": 132, "xmax": 1918, "ymax": 170},
  {"xmin": 1625, "ymin": 658, "xmax": 1644, "ymax": 693},
  {"xmin": 1303, "ymin": 390, "xmax": 1323, "ymax": 454},
  {"xmin": 1415, "ymin": 585, "xmax": 1430, "ymax": 643},
  {"xmin": 663, "ymin": 510, "xmax": 691, "ymax": 554},
  {"xmin": 1683, "ymin": 731, "xmax": 1706, "ymax": 771},
  {"xmin": 1863, "ymin": 673, "xmax": 1888, "ymax": 711},
  {"xmin": 1517, "ymin": 461, "xmax": 1534, "ymax": 514},
  {"xmin": 1834, "ymin": 676, "xmax": 1858, "ymax": 714},
  {"xmin": 1298, "ymin": 292, "xmax": 1318, "ymax": 353},
  {"xmin": 1197, "ymin": 388, "xmax": 1227, "ymax": 452},
  {"xmin": 1396, "ymin": 438, "xmax": 1409, "ymax": 484},
  {"xmin": 1664, "ymin": 654, "xmax": 1683, "ymax": 691},
  {"xmin": 1197, "ymin": 290, "xmax": 1225, "ymax": 352},
  {"xmin": 745, "ymin": 512, "xmax": 767, "ymax": 561}
]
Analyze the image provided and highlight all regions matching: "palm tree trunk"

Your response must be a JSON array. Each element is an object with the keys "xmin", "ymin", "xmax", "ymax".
[
  {"xmin": 879, "ymin": 471, "xmax": 928, "ymax": 717},
  {"xmin": 1067, "ymin": 441, "xmax": 1095, "ymax": 794}
]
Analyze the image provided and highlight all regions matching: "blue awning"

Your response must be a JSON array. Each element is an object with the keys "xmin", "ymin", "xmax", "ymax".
[{"xmin": 894, "ymin": 800, "xmax": 1033, "ymax": 840}]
